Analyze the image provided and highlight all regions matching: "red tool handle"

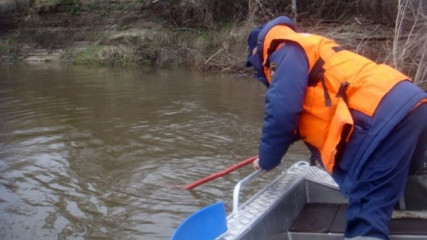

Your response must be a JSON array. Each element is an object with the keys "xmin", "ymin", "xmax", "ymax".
[{"xmin": 183, "ymin": 155, "xmax": 258, "ymax": 190}]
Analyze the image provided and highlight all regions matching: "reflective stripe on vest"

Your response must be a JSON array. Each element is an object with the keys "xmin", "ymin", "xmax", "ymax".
[{"xmin": 261, "ymin": 25, "xmax": 409, "ymax": 173}]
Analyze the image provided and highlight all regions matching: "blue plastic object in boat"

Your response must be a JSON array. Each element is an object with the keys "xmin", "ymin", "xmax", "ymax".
[{"xmin": 170, "ymin": 201, "xmax": 227, "ymax": 240}]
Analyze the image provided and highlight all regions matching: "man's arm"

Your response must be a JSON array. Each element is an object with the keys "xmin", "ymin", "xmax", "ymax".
[{"xmin": 257, "ymin": 42, "xmax": 309, "ymax": 170}]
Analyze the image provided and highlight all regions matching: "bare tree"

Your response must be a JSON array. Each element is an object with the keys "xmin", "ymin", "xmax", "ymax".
[{"xmin": 392, "ymin": 0, "xmax": 427, "ymax": 88}]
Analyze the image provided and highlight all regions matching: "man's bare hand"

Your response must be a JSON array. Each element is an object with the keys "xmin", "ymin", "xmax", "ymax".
[{"xmin": 253, "ymin": 157, "xmax": 260, "ymax": 170}]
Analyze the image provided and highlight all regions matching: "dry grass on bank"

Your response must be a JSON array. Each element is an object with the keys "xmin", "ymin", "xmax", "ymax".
[
  {"xmin": 1, "ymin": 0, "xmax": 425, "ymax": 88},
  {"xmin": 172, "ymin": 24, "xmax": 252, "ymax": 73},
  {"xmin": 159, "ymin": 0, "xmax": 426, "ymax": 87}
]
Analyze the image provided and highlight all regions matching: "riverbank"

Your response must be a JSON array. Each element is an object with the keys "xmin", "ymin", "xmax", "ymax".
[{"xmin": 0, "ymin": 0, "xmax": 426, "ymax": 86}]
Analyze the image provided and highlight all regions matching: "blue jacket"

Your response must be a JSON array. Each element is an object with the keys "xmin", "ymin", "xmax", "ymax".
[
  {"xmin": 257, "ymin": 42, "xmax": 308, "ymax": 170},
  {"xmin": 257, "ymin": 39, "xmax": 427, "ymax": 192}
]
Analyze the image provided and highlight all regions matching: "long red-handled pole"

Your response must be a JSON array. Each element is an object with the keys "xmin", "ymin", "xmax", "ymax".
[{"xmin": 183, "ymin": 155, "xmax": 258, "ymax": 190}]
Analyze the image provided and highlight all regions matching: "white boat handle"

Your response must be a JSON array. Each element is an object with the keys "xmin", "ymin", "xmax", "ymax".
[{"xmin": 232, "ymin": 169, "xmax": 264, "ymax": 215}]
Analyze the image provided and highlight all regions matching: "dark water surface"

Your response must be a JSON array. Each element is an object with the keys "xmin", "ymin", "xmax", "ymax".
[{"xmin": 0, "ymin": 64, "xmax": 309, "ymax": 240}]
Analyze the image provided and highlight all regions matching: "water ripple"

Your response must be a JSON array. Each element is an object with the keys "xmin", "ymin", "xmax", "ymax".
[{"xmin": 0, "ymin": 65, "xmax": 308, "ymax": 240}]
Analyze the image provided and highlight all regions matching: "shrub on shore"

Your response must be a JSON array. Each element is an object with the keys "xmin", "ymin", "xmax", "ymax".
[{"xmin": 0, "ymin": 0, "xmax": 425, "ymax": 87}]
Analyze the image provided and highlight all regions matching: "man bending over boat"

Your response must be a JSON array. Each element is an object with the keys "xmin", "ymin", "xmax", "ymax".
[{"xmin": 246, "ymin": 16, "xmax": 427, "ymax": 240}]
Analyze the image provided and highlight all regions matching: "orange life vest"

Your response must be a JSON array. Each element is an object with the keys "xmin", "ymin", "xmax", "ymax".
[{"xmin": 261, "ymin": 25, "xmax": 409, "ymax": 173}]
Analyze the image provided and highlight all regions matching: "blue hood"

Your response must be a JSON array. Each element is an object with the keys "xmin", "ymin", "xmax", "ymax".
[{"xmin": 245, "ymin": 16, "xmax": 296, "ymax": 86}]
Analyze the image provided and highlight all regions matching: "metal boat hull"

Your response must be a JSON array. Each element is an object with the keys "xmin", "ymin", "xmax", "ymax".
[
  {"xmin": 171, "ymin": 161, "xmax": 427, "ymax": 240},
  {"xmin": 218, "ymin": 162, "xmax": 427, "ymax": 240}
]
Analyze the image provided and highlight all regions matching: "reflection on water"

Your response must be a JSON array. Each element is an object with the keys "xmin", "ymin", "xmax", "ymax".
[{"xmin": 0, "ymin": 64, "xmax": 309, "ymax": 239}]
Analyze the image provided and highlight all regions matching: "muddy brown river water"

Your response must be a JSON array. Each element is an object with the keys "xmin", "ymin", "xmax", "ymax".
[{"xmin": 0, "ymin": 64, "xmax": 309, "ymax": 239}]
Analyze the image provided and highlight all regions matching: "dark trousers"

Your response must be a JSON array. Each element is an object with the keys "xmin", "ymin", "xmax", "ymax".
[
  {"xmin": 404, "ymin": 103, "xmax": 427, "ymax": 209},
  {"xmin": 345, "ymin": 103, "xmax": 427, "ymax": 239}
]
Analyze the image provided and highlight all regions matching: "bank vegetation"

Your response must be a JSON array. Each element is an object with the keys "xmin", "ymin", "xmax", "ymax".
[{"xmin": 0, "ymin": 0, "xmax": 426, "ymax": 88}]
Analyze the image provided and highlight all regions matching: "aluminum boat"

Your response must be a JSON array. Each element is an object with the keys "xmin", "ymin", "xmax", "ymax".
[{"xmin": 172, "ymin": 161, "xmax": 427, "ymax": 240}]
